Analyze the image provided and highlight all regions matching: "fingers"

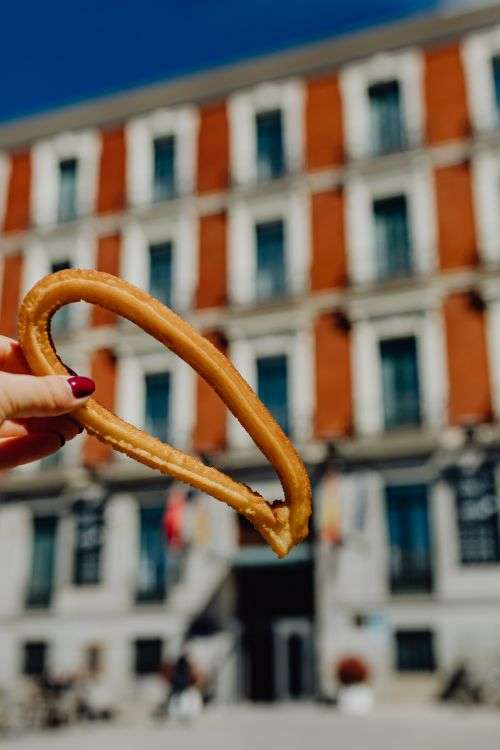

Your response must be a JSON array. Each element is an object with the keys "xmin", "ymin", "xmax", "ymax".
[
  {"xmin": 0, "ymin": 416, "xmax": 82, "ymax": 442},
  {"xmin": 0, "ymin": 373, "xmax": 95, "ymax": 422},
  {"xmin": 0, "ymin": 433, "xmax": 66, "ymax": 470},
  {"xmin": 0, "ymin": 337, "xmax": 31, "ymax": 375}
]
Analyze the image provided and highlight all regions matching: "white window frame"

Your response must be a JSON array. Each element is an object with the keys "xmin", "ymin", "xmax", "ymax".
[
  {"xmin": 340, "ymin": 49, "xmax": 424, "ymax": 159},
  {"xmin": 228, "ymin": 189, "xmax": 309, "ymax": 305},
  {"xmin": 228, "ymin": 331, "xmax": 313, "ymax": 448},
  {"xmin": 471, "ymin": 148, "xmax": 500, "ymax": 264},
  {"xmin": 31, "ymin": 130, "xmax": 100, "ymax": 227},
  {"xmin": 126, "ymin": 106, "xmax": 198, "ymax": 207},
  {"xmin": 122, "ymin": 211, "xmax": 197, "ymax": 312},
  {"xmin": 352, "ymin": 312, "xmax": 446, "ymax": 436},
  {"xmin": 228, "ymin": 79, "xmax": 304, "ymax": 185},
  {"xmin": 0, "ymin": 152, "xmax": 9, "ymax": 231},
  {"xmin": 486, "ymin": 299, "xmax": 500, "ymax": 420},
  {"xmin": 22, "ymin": 230, "xmax": 94, "ymax": 331},
  {"xmin": 118, "ymin": 350, "xmax": 195, "ymax": 451},
  {"xmin": 462, "ymin": 26, "xmax": 500, "ymax": 133},
  {"xmin": 345, "ymin": 165, "xmax": 436, "ymax": 285}
]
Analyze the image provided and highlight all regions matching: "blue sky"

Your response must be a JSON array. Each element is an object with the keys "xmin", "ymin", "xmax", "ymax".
[{"xmin": 0, "ymin": 0, "xmax": 473, "ymax": 123}]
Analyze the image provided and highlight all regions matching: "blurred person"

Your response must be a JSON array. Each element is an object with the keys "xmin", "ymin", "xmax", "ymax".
[
  {"xmin": 77, "ymin": 645, "xmax": 116, "ymax": 721},
  {"xmin": 168, "ymin": 651, "xmax": 203, "ymax": 723},
  {"xmin": 0, "ymin": 337, "xmax": 95, "ymax": 469}
]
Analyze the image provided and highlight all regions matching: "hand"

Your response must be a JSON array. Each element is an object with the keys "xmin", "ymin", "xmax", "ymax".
[{"xmin": 0, "ymin": 336, "xmax": 95, "ymax": 469}]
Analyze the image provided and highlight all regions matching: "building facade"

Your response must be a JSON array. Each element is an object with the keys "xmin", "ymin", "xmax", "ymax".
[{"xmin": 1, "ymin": 1, "xmax": 500, "ymax": 705}]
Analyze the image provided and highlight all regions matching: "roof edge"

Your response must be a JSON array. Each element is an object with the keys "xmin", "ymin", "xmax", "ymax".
[{"xmin": 1, "ymin": 2, "xmax": 499, "ymax": 150}]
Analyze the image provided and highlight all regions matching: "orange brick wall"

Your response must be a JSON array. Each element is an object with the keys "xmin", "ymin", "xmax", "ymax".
[
  {"xmin": 193, "ymin": 330, "xmax": 227, "ymax": 453},
  {"xmin": 424, "ymin": 43, "xmax": 470, "ymax": 144},
  {"xmin": 310, "ymin": 190, "xmax": 347, "ymax": 291},
  {"xmin": 197, "ymin": 102, "xmax": 230, "ymax": 193},
  {"xmin": 306, "ymin": 74, "xmax": 344, "ymax": 170},
  {"xmin": 97, "ymin": 128, "xmax": 126, "ymax": 214},
  {"xmin": 435, "ymin": 163, "xmax": 477, "ymax": 270},
  {"xmin": 91, "ymin": 233, "xmax": 121, "ymax": 327},
  {"xmin": 3, "ymin": 152, "xmax": 31, "ymax": 234},
  {"xmin": 196, "ymin": 212, "xmax": 227, "ymax": 309},
  {"xmin": 444, "ymin": 292, "xmax": 492, "ymax": 425},
  {"xmin": 0, "ymin": 252, "xmax": 24, "ymax": 338},
  {"xmin": 314, "ymin": 311, "xmax": 352, "ymax": 439},
  {"xmin": 83, "ymin": 348, "xmax": 117, "ymax": 465}
]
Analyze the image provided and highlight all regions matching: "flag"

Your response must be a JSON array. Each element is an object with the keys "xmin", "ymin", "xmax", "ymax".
[
  {"xmin": 319, "ymin": 471, "xmax": 342, "ymax": 544},
  {"xmin": 162, "ymin": 487, "xmax": 187, "ymax": 549}
]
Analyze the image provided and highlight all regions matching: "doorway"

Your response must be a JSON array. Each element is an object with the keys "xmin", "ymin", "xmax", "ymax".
[{"xmin": 235, "ymin": 560, "xmax": 314, "ymax": 701}]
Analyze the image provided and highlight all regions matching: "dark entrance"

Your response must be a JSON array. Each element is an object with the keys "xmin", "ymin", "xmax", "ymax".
[{"xmin": 235, "ymin": 559, "xmax": 314, "ymax": 702}]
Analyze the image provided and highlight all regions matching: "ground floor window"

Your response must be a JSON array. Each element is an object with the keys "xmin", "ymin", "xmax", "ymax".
[
  {"xmin": 134, "ymin": 638, "xmax": 163, "ymax": 676},
  {"xmin": 395, "ymin": 630, "xmax": 435, "ymax": 672},
  {"xmin": 22, "ymin": 641, "xmax": 48, "ymax": 677}
]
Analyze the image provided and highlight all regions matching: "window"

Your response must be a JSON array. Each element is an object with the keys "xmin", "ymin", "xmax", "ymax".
[
  {"xmin": 492, "ymin": 56, "xmax": 500, "ymax": 121},
  {"xmin": 374, "ymin": 195, "xmax": 412, "ymax": 279},
  {"xmin": 26, "ymin": 516, "xmax": 58, "ymax": 609},
  {"xmin": 255, "ymin": 220, "xmax": 286, "ymax": 299},
  {"xmin": 368, "ymin": 80, "xmax": 406, "ymax": 154},
  {"xmin": 256, "ymin": 109, "xmax": 284, "ymax": 180},
  {"xmin": 395, "ymin": 630, "xmax": 436, "ymax": 672},
  {"xmin": 145, "ymin": 372, "xmax": 171, "ymax": 443},
  {"xmin": 257, "ymin": 355, "xmax": 289, "ymax": 434},
  {"xmin": 380, "ymin": 337, "xmax": 421, "ymax": 429},
  {"xmin": 134, "ymin": 638, "xmax": 163, "ymax": 675},
  {"xmin": 153, "ymin": 136, "xmax": 176, "ymax": 201},
  {"xmin": 149, "ymin": 242, "xmax": 173, "ymax": 308},
  {"xmin": 57, "ymin": 158, "xmax": 78, "ymax": 223},
  {"xmin": 136, "ymin": 506, "xmax": 167, "ymax": 603},
  {"xmin": 73, "ymin": 501, "xmax": 104, "ymax": 586},
  {"xmin": 386, "ymin": 484, "xmax": 433, "ymax": 594},
  {"xmin": 50, "ymin": 260, "xmax": 72, "ymax": 333},
  {"xmin": 453, "ymin": 463, "xmax": 500, "ymax": 565},
  {"xmin": 22, "ymin": 642, "xmax": 48, "ymax": 677}
]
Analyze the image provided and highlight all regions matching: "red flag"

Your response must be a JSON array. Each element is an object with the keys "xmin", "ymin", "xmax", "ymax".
[{"xmin": 162, "ymin": 488, "xmax": 187, "ymax": 549}]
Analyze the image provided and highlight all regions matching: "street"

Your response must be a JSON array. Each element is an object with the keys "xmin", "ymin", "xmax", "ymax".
[{"xmin": 2, "ymin": 703, "xmax": 500, "ymax": 750}]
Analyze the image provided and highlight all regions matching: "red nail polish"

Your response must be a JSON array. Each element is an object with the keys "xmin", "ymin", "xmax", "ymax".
[{"xmin": 67, "ymin": 376, "xmax": 95, "ymax": 398}]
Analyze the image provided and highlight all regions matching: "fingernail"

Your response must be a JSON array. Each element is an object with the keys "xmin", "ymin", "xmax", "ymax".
[{"xmin": 67, "ymin": 376, "xmax": 95, "ymax": 399}]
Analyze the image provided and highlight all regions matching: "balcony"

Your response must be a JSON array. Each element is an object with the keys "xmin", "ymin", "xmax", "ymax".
[
  {"xmin": 135, "ymin": 583, "xmax": 166, "ymax": 605},
  {"xmin": 25, "ymin": 585, "xmax": 53, "ymax": 610},
  {"xmin": 389, "ymin": 563, "xmax": 433, "ymax": 595}
]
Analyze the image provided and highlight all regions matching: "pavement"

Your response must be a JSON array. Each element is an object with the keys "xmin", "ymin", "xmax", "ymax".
[{"xmin": 2, "ymin": 703, "xmax": 500, "ymax": 750}]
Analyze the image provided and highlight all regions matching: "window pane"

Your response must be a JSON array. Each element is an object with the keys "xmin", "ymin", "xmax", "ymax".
[
  {"xmin": 256, "ymin": 110, "xmax": 284, "ymax": 180},
  {"xmin": 453, "ymin": 463, "xmax": 500, "ymax": 564},
  {"xmin": 368, "ymin": 80, "xmax": 406, "ymax": 154},
  {"xmin": 136, "ymin": 506, "xmax": 166, "ymax": 603},
  {"xmin": 255, "ymin": 220, "xmax": 286, "ymax": 299},
  {"xmin": 73, "ymin": 501, "xmax": 104, "ymax": 586},
  {"xmin": 145, "ymin": 372, "xmax": 171, "ymax": 443},
  {"xmin": 57, "ymin": 158, "xmax": 78, "ymax": 223},
  {"xmin": 386, "ymin": 484, "xmax": 433, "ymax": 593},
  {"xmin": 149, "ymin": 242, "xmax": 173, "ymax": 308},
  {"xmin": 153, "ymin": 136, "xmax": 176, "ymax": 201},
  {"xmin": 23, "ymin": 642, "xmax": 48, "ymax": 677},
  {"xmin": 380, "ymin": 336, "xmax": 421, "ymax": 429},
  {"xmin": 374, "ymin": 195, "xmax": 412, "ymax": 279},
  {"xmin": 493, "ymin": 56, "xmax": 500, "ymax": 120},
  {"xmin": 50, "ymin": 260, "xmax": 72, "ymax": 333},
  {"xmin": 26, "ymin": 516, "xmax": 57, "ymax": 608},
  {"xmin": 257, "ymin": 354, "xmax": 289, "ymax": 434},
  {"xmin": 134, "ymin": 638, "xmax": 163, "ymax": 675},
  {"xmin": 395, "ymin": 630, "xmax": 435, "ymax": 672}
]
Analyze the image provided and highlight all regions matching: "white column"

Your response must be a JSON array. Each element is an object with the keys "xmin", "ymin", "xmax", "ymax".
[
  {"xmin": 0, "ymin": 505, "xmax": 31, "ymax": 617},
  {"xmin": 103, "ymin": 494, "xmax": 139, "ymax": 609}
]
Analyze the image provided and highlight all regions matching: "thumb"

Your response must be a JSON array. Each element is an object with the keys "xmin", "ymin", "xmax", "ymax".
[{"xmin": 0, "ymin": 373, "xmax": 95, "ymax": 421}]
